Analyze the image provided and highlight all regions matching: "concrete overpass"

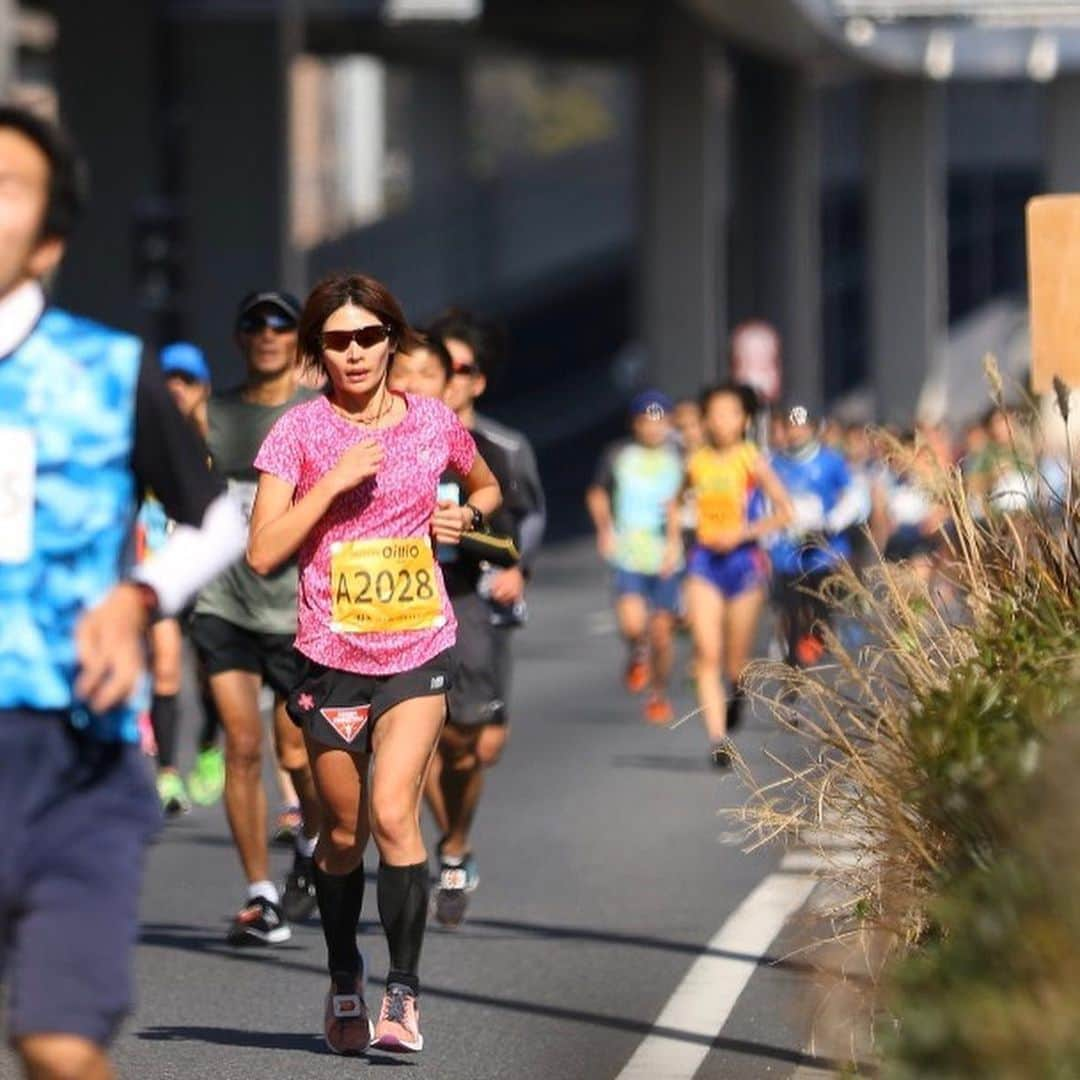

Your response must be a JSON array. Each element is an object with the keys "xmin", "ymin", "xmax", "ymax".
[{"xmin": 25, "ymin": 0, "xmax": 1080, "ymax": 423}]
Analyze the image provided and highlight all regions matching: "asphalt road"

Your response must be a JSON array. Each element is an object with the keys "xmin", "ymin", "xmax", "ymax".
[{"xmin": 2, "ymin": 542, "xmax": 834, "ymax": 1080}]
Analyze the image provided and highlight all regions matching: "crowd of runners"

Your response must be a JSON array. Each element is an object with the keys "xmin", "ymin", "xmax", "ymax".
[
  {"xmin": 588, "ymin": 374, "xmax": 1073, "ymax": 769},
  {"xmin": 1, "ymin": 102, "xmax": 1072, "ymax": 1077}
]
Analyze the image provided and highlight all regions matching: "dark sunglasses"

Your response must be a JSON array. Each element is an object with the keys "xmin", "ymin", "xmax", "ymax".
[
  {"xmin": 321, "ymin": 325, "xmax": 392, "ymax": 352},
  {"xmin": 238, "ymin": 311, "xmax": 296, "ymax": 334},
  {"xmin": 452, "ymin": 362, "xmax": 479, "ymax": 377}
]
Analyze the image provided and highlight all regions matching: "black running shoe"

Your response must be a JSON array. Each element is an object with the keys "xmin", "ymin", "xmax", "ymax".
[
  {"xmin": 726, "ymin": 693, "xmax": 745, "ymax": 734},
  {"xmin": 433, "ymin": 863, "xmax": 469, "ymax": 929},
  {"xmin": 283, "ymin": 853, "xmax": 319, "ymax": 923},
  {"xmin": 710, "ymin": 744, "xmax": 733, "ymax": 770},
  {"xmin": 226, "ymin": 895, "xmax": 291, "ymax": 946}
]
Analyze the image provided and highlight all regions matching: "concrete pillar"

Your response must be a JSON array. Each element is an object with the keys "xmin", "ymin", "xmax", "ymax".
[
  {"xmin": 410, "ymin": 62, "xmax": 469, "ymax": 203},
  {"xmin": 1047, "ymin": 76, "xmax": 1080, "ymax": 192},
  {"xmin": 640, "ymin": 7, "xmax": 731, "ymax": 399},
  {"xmin": 729, "ymin": 59, "xmax": 823, "ymax": 411},
  {"xmin": 54, "ymin": 0, "xmax": 157, "ymax": 337},
  {"xmin": 869, "ymin": 80, "xmax": 947, "ymax": 426},
  {"xmin": 0, "ymin": 0, "xmax": 17, "ymax": 98},
  {"xmin": 177, "ymin": 10, "xmax": 298, "ymax": 381}
]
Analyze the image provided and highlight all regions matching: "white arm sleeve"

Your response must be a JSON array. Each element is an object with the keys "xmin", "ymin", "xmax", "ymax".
[{"xmin": 132, "ymin": 492, "xmax": 247, "ymax": 616}]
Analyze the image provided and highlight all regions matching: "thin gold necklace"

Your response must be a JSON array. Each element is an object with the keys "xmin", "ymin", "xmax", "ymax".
[{"xmin": 331, "ymin": 380, "xmax": 392, "ymax": 427}]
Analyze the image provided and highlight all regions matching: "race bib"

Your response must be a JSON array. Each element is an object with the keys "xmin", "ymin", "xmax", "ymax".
[
  {"xmin": 330, "ymin": 536, "xmax": 444, "ymax": 634},
  {"xmin": 227, "ymin": 479, "xmax": 257, "ymax": 524},
  {"xmin": 0, "ymin": 427, "xmax": 35, "ymax": 565},
  {"xmin": 697, "ymin": 491, "xmax": 741, "ymax": 544}
]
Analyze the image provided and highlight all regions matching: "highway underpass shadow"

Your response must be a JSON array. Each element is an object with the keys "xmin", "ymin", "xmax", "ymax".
[
  {"xmin": 610, "ymin": 752, "xmax": 716, "ymax": 773},
  {"xmin": 137, "ymin": 923, "xmax": 875, "ymax": 1071},
  {"xmin": 137, "ymin": 1026, "xmax": 414, "ymax": 1065},
  {"xmin": 140, "ymin": 917, "xmax": 870, "ymax": 985}
]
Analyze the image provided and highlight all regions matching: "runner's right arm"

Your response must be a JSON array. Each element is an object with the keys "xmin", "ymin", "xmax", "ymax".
[
  {"xmin": 248, "ymin": 439, "xmax": 384, "ymax": 576},
  {"xmin": 586, "ymin": 444, "xmax": 618, "ymax": 561}
]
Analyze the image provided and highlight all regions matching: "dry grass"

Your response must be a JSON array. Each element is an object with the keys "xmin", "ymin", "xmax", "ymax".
[{"xmin": 734, "ymin": 375, "xmax": 1080, "ymax": 1071}]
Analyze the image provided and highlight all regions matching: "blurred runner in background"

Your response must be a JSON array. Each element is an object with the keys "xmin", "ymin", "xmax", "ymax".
[
  {"xmin": 674, "ymin": 383, "xmax": 792, "ymax": 767},
  {"xmin": 587, "ymin": 390, "xmax": 684, "ymax": 725},
  {"xmin": 423, "ymin": 311, "xmax": 546, "ymax": 929},
  {"xmin": 189, "ymin": 290, "xmax": 323, "ymax": 945}
]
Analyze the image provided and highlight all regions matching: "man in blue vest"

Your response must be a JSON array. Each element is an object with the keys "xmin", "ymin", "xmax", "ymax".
[{"xmin": 0, "ymin": 106, "xmax": 246, "ymax": 1079}]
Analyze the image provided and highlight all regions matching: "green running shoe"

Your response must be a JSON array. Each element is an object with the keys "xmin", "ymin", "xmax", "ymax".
[
  {"xmin": 187, "ymin": 747, "xmax": 225, "ymax": 806},
  {"xmin": 157, "ymin": 771, "xmax": 191, "ymax": 817}
]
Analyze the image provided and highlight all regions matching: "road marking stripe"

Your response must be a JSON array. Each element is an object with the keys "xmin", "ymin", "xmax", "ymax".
[{"xmin": 615, "ymin": 869, "xmax": 820, "ymax": 1079}]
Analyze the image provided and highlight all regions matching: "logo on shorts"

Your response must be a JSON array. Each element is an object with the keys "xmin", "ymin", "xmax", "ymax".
[
  {"xmin": 430, "ymin": 674, "xmax": 446, "ymax": 690},
  {"xmin": 320, "ymin": 705, "xmax": 371, "ymax": 743}
]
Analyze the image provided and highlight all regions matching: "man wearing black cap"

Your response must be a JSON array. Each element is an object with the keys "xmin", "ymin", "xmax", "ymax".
[{"xmin": 189, "ymin": 291, "xmax": 323, "ymax": 946}]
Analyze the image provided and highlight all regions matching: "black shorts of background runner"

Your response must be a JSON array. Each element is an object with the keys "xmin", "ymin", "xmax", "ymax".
[
  {"xmin": 774, "ymin": 569, "xmax": 833, "ymax": 664},
  {"xmin": 189, "ymin": 612, "xmax": 298, "ymax": 697},
  {"xmin": 286, "ymin": 649, "xmax": 456, "ymax": 753},
  {"xmin": 447, "ymin": 591, "xmax": 512, "ymax": 727}
]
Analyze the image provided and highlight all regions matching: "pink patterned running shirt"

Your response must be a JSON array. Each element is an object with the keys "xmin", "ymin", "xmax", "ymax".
[{"xmin": 253, "ymin": 392, "xmax": 477, "ymax": 675}]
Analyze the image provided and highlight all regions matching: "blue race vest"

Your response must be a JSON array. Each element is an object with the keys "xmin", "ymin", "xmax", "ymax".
[{"xmin": 0, "ymin": 308, "xmax": 145, "ymax": 742}]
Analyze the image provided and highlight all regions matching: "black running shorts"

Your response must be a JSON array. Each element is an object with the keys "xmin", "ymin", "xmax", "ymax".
[
  {"xmin": 189, "ymin": 612, "xmax": 299, "ymax": 698},
  {"xmin": 447, "ymin": 591, "xmax": 512, "ymax": 728},
  {"xmin": 286, "ymin": 648, "xmax": 456, "ymax": 752}
]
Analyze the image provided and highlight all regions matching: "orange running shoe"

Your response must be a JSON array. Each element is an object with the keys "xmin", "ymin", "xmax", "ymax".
[
  {"xmin": 624, "ymin": 655, "xmax": 650, "ymax": 694},
  {"xmin": 643, "ymin": 695, "xmax": 674, "ymax": 726},
  {"xmin": 794, "ymin": 633, "xmax": 826, "ymax": 668}
]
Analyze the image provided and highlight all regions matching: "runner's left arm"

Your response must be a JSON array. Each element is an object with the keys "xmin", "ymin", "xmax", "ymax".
[
  {"xmin": 824, "ymin": 455, "xmax": 866, "ymax": 535},
  {"xmin": 74, "ymin": 356, "xmax": 246, "ymax": 713},
  {"xmin": 507, "ymin": 436, "xmax": 546, "ymax": 576},
  {"xmin": 432, "ymin": 451, "xmax": 501, "ymax": 544},
  {"xmin": 128, "ymin": 355, "xmax": 246, "ymax": 615}
]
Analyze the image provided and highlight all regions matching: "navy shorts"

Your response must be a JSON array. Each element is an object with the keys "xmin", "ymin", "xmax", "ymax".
[
  {"xmin": 0, "ymin": 711, "xmax": 160, "ymax": 1046},
  {"xmin": 687, "ymin": 543, "xmax": 768, "ymax": 599},
  {"xmin": 612, "ymin": 568, "xmax": 682, "ymax": 614}
]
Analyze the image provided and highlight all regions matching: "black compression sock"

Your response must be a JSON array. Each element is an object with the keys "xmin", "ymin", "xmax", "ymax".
[
  {"xmin": 313, "ymin": 863, "xmax": 366, "ymax": 976},
  {"xmin": 377, "ymin": 861, "xmax": 430, "ymax": 993},
  {"xmin": 150, "ymin": 693, "xmax": 180, "ymax": 770},
  {"xmin": 198, "ymin": 683, "xmax": 221, "ymax": 749}
]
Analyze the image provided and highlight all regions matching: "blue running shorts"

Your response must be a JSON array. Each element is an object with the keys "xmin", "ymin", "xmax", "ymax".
[
  {"xmin": 613, "ymin": 568, "xmax": 682, "ymax": 614},
  {"xmin": 686, "ymin": 544, "xmax": 768, "ymax": 600}
]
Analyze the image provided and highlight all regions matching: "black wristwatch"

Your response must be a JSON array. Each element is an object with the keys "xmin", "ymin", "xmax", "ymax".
[{"xmin": 464, "ymin": 502, "xmax": 484, "ymax": 531}]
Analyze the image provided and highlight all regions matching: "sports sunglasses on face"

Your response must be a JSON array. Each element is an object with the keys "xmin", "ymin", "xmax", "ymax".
[
  {"xmin": 321, "ymin": 325, "xmax": 392, "ymax": 352},
  {"xmin": 238, "ymin": 311, "xmax": 296, "ymax": 334}
]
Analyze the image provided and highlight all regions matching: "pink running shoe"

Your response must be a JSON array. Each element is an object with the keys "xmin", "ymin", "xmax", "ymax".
[
  {"xmin": 371, "ymin": 984, "xmax": 423, "ymax": 1053},
  {"xmin": 324, "ymin": 969, "xmax": 372, "ymax": 1056}
]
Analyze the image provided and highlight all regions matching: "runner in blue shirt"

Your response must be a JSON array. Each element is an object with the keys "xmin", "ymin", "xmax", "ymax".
[
  {"xmin": 0, "ymin": 106, "xmax": 245, "ymax": 1080},
  {"xmin": 768, "ymin": 405, "xmax": 865, "ymax": 667},
  {"xmin": 587, "ymin": 391, "xmax": 684, "ymax": 724}
]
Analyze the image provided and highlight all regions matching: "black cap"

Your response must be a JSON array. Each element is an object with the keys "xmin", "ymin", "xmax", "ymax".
[{"xmin": 235, "ymin": 290, "xmax": 301, "ymax": 326}]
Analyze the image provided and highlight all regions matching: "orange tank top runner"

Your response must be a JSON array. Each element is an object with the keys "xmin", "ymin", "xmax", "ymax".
[{"xmin": 686, "ymin": 441, "xmax": 760, "ymax": 548}]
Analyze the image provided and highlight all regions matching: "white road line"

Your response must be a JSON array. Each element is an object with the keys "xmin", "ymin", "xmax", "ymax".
[{"xmin": 616, "ymin": 869, "xmax": 820, "ymax": 1080}]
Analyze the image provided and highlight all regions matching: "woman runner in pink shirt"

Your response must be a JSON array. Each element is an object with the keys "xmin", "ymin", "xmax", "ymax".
[{"xmin": 247, "ymin": 273, "xmax": 500, "ymax": 1057}]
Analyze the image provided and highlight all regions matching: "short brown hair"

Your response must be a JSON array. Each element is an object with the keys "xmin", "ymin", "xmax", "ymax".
[{"xmin": 297, "ymin": 272, "xmax": 423, "ymax": 375}]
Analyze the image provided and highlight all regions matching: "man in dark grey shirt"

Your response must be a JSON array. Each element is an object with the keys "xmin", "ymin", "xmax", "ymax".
[{"xmin": 189, "ymin": 290, "xmax": 322, "ymax": 947}]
